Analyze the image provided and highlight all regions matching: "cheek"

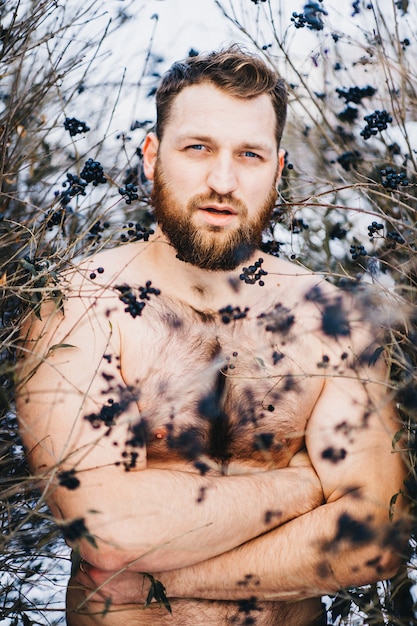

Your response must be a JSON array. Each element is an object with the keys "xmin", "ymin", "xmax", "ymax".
[
  {"xmin": 164, "ymin": 166, "xmax": 200, "ymax": 195},
  {"xmin": 246, "ymin": 181, "xmax": 274, "ymax": 206}
]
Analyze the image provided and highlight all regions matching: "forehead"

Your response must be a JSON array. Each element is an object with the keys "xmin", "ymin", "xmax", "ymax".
[{"xmin": 163, "ymin": 83, "xmax": 277, "ymax": 150}]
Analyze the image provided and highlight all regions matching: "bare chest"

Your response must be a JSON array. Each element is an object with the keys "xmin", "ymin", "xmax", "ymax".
[{"xmin": 120, "ymin": 296, "xmax": 323, "ymax": 471}]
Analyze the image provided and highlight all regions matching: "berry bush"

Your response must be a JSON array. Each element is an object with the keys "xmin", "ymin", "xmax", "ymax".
[{"xmin": 1, "ymin": 0, "xmax": 416, "ymax": 624}]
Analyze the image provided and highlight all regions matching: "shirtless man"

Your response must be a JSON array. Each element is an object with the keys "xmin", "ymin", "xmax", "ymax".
[{"xmin": 16, "ymin": 47, "xmax": 406, "ymax": 626}]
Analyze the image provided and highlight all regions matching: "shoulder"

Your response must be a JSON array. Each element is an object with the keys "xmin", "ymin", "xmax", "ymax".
[
  {"xmin": 259, "ymin": 254, "xmax": 331, "ymax": 298},
  {"xmin": 19, "ymin": 243, "xmax": 147, "ymax": 351},
  {"xmin": 64, "ymin": 242, "xmax": 147, "ymax": 292},
  {"xmin": 258, "ymin": 253, "xmax": 380, "ymax": 354},
  {"xmin": 257, "ymin": 254, "xmax": 336, "ymax": 322}
]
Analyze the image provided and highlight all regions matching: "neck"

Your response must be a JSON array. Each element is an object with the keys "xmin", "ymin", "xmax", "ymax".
[{"xmin": 146, "ymin": 227, "xmax": 258, "ymax": 310}]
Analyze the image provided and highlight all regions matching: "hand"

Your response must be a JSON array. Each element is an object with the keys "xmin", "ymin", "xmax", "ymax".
[
  {"xmin": 73, "ymin": 561, "xmax": 153, "ymax": 606},
  {"xmin": 288, "ymin": 449, "xmax": 314, "ymax": 467},
  {"xmin": 288, "ymin": 449, "xmax": 324, "ymax": 509}
]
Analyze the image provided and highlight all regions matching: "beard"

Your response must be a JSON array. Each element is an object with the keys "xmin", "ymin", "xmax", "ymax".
[{"xmin": 151, "ymin": 161, "xmax": 278, "ymax": 271}]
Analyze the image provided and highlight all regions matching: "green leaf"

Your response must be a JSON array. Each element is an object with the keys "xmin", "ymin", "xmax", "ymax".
[
  {"xmin": 143, "ymin": 573, "xmax": 172, "ymax": 614},
  {"xmin": 70, "ymin": 546, "xmax": 81, "ymax": 577},
  {"xmin": 389, "ymin": 491, "xmax": 400, "ymax": 522},
  {"xmin": 46, "ymin": 343, "xmax": 76, "ymax": 357},
  {"xmin": 368, "ymin": 346, "xmax": 384, "ymax": 367},
  {"xmin": 392, "ymin": 428, "xmax": 404, "ymax": 450},
  {"xmin": 20, "ymin": 258, "xmax": 37, "ymax": 276}
]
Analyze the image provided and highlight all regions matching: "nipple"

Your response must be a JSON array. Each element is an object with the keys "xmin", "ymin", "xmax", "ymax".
[{"xmin": 154, "ymin": 426, "xmax": 168, "ymax": 440}]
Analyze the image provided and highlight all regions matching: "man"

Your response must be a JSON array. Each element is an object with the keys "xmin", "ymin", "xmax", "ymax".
[{"xmin": 16, "ymin": 47, "xmax": 406, "ymax": 625}]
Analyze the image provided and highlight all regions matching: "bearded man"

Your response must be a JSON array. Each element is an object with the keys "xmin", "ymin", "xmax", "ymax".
[{"xmin": 17, "ymin": 46, "xmax": 406, "ymax": 626}]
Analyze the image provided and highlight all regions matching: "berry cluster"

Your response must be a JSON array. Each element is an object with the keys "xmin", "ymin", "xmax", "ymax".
[
  {"xmin": 395, "ymin": 0, "xmax": 409, "ymax": 14},
  {"xmin": 258, "ymin": 303, "xmax": 295, "ymax": 334},
  {"xmin": 116, "ymin": 287, "xmax": 144, "ymax": 318},
  {"xmin": 387, "ymin": 230, "xmax": 405, "ymax": 249},
  {"xmin": 337, "ymin": 150, "xmax": 361, "ymax": 171},
  {"xmin": 360, "ymin": 110, "xmax": 392, "ymax": 139},
  {"xmin": 336, "ymin": 85, "xmax": 376, "ymax": 104},
  {"xmin": 64, "ymin": 117, "xmax": 90, "ymax": 137},
  {"xmin": 260, "ymin": 239, "xmax": 283, "ymax": 258},
  {"xmin": 338, "ymin": 106, "xmax": 359, "ymax": 124},
  {"xmin": 89, "ymin": 266, "xmax": 104, "ymax": 280},
  {"xmin": 87, "ymin": 220, "xmax": 108, "ymax": 243},
  {"xmin": 57, "ymin": 172, "xmax": 88, "ymax": 207},
  {"xmin": 80, "ymin": 158, "xmax": 107, "ymax": 185},
  {"xmin": 58, "ymin": 469, "xmax": 80, "ymax": 490},
  {"xmin": 84, "ymin": 398, "xmax": 125, "ymax": 428},
  {"xmin": 119, "ymin": 183, "xmax": 139, "ymax": 204},
  {"xmin": 291, "ymin": 218, "xmax": 309, "ymax": 233},
  {"xmin": 239, "ymin": 258, "xmax": 267, "ymax": 285},
  {"xmin": 321, "ymin": 297, "xmax": 350, "ymax": 337},
  {"xmin": 139, "ymin": 281, "xmax": 161, "ymax": 300},
  {"xmin": 329, "ymin": 223, "xmax": 348, "ymax": 240},
  {"xmin": 352, "ymin": 0, "xmax": 360, "ymax": 15},
  {"xmin": 61, "ymin": 518, "xmax": 89, "ymax": 542},
  {"xmin": 43, "ymin": 207, "xmax": 67, "ymax": 230},
  {"xmin": 53, "ymin": 159, "xmax": 108, "ymax": 213},
  {"xmin": 120, "ymin": 223, "xmax": 155, "ymax": 243},
  {"xmin": 115, "ymin": 281, "xmax": 161, "ymax": 318},
  {"xmin": 380, "ymin": 166, "xmax": 409, "ymax": 190},
  {"xmin": 291, "ymin": 2, "xmax": 327, "ymax": 31},
  {"xmin": 218, "ymin": 305, "xmax": 249, "ymax": 324},
  {"xmin": 166, "ymin": 422, "xmax": 203, "ymax": 461},
  {"xmin": 367, "ymin": 221, "xmax": 384, "ymax": 239},
  {"xmin": 350, "ymin": 243, "xmax": 367, "ymax": 259}
]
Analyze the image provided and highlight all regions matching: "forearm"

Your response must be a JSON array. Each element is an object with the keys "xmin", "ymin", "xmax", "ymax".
[
  {"xmin": 70, "ymin": 463, "xmax": 322, "ymax": 572},
  {"xmin": 79, "ymin": 492, "xmax": 405, "ymax": 605},
  {"xmin": 158, "ymin": 494, "xmax": 404, "ymax": 601}
]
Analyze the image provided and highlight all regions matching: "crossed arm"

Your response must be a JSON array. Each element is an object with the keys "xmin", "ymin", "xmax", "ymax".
[
  {"xmin": 76, "ymin": 366, "xmax": 407, "ymax": 605},
  {"xmin": 16, "ymin": 291, "xmax": 407, "ymax": 604},
  {"xmin": 16, "ymin": 293, "xmax": 323, "ymax": 573}
]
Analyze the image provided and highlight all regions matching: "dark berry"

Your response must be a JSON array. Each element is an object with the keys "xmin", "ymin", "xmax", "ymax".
[
  {"xmin": 360, "ymin": 110, "xmax": 392, "ymax": 140},
  {"xmin": 80, "ymin": 158, "xmax": 107, "ymax": 185},
  {"xmin": 336, "ymin": 85, "xmax": 377, "ymax": 105},
  {"xmin": 119, "ymin": 183, "xmax": 139, "ymax": 204},
  {"xmin": 239, "ymin": 258, "xmax": 268, "ymax": 285},
  {"xmin": 291, "ymin": 3, "xmax": 328, "ymax": 31},
  {"xmin": 64, "ymin": 117, "xmax": 90, "ymax": 137}
]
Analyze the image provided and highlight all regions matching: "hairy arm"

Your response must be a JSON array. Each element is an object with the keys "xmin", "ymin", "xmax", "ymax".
[
  {"xmin": 160, "ymin": 360, "xmax": 406, "ymax": 600},
  {"xmin": 16, "ymin": 286, "xmax": 323, "ymax": 574},
  {"xmin": 77, "ymin": 321, "xmax": 408, "ymax": 603}
]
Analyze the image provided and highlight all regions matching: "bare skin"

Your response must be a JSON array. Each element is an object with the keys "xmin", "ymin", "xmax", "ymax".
[{"xmin": 16, "ymin": 84, "xmax": 406, "ymax": 625}]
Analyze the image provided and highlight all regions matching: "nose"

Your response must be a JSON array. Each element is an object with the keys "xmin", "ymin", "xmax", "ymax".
[{"xmin": 206, "ymin": 152, "xmax": 238, "ymax": 197}]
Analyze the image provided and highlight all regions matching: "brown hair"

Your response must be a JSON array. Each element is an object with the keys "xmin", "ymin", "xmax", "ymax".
[{"xmin": 155, "ymin": 45, "xmax": 288, "ymax": 149}]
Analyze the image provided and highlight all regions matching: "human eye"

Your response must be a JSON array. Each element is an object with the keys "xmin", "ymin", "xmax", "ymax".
[
  {"xmin": 187, "ymin": 144, "xmax": 206, "ymax": 151},
  {"xmin": 242, "ymin": 150, "xmax": 261, "ymax": 159}
]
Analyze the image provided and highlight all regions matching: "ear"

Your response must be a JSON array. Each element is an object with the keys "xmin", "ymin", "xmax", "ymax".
[
  {"xmin": 276, "ymin": 148, "xmax": 286, "ymax": 183},
  {"xmin": 142, "ymin": 132, "xmax": 159, "ymax": 181}
]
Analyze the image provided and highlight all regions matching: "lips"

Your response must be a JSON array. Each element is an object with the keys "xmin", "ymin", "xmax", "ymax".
[{"xmin": 198, "ymin": 205, "xmax": 237, "ymax": 226}]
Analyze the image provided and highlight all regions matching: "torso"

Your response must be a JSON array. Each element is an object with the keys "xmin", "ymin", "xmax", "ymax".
[
  {"xmin": 67, "ymin": 593, "xmax": 326, "ymax": 626},
  {"xmin": 65, "ymin": 241, "xmax": 332, "ymax": 625},
  {"xmin": 121, "ymin": 291, "xmax": 323, "ymax": 474}
]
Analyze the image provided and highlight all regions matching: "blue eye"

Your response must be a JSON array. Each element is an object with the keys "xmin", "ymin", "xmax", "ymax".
[{"xmin": 243, "ymin": 151, "xmax": 259, "ymax": 158}]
